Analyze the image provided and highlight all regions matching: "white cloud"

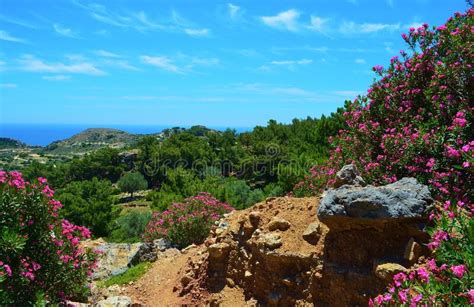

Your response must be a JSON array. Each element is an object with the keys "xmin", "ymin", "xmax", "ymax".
[
  {"xmin": 19, "ymin": 55, "xmax": 105, "ymax": 75},
  {"xmin": 184, "ymin": 28, "xmax": 210, "ymax": 37},
  {"xmin": 271, "ymin": 59, "xmax": 313, "ymax": 65},
  {"xmin": 355, "ymin": 58, "xmax": 366, "ymax": 64},
  {"xmin": 53, "ymin": 24, "xmax": 79, "ymax": 38},
  {"xmin": 308, "ymin": 16, "xmax": 328, "ymax": 32},
  {"xmin": 339, "ymin": 21, "xmax": 400, "ymax": 34},
  {"xmin": 228, "ymin": 3, "xmax": 241, "ymax": 20},
  {"xmin": 0, "ymin": 83, "xmax": 17, "ymax": 88},
  {"xmin": 0, "ymin": 30, "xmax": 27, "ymax": 43},
  {"xmin": 140, "ymin": 55, "xmax": 181, "ymax": 73},
  {"xmin": 42, "ymin": 75, "xmax": 71, "ymax": 81},
  {"xmin": 103, "ymin": 59, "xmax": 139, "ymax": 71},
  {"xmin": 261, "ymin": 9, "xmax": 300, "ymax": 32},
  {"xmin": 94, "ymin": 50, "xmax": 121, "ymax": 58}
]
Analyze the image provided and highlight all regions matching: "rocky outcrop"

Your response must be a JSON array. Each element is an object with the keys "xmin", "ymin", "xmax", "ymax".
[
  {"xmin": 83, "ymin": 238, "xmax": 170, "ymax": 280},
  {"xmin": 173, "ymin": 166, "xmax": 433, "ymax": 306},
  {"xmin": 316, "ymin": 167, "xmax": 432, "ymax": 305}
]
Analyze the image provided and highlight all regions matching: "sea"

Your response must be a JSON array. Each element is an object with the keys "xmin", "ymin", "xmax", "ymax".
[{"xmin": 0, "ymin": 123, "xmax": 252, "ymax": 147}]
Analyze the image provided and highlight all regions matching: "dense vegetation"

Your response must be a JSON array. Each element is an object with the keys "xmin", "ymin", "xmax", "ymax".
[{"xmin": 16, "ymin": 113, "xmax": 344, "ymax": 242}]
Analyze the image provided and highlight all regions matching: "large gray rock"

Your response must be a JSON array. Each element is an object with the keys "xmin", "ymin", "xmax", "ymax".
[{"xmin": 318, "ymin": 177, "xmax": 432, "ymax": 223}]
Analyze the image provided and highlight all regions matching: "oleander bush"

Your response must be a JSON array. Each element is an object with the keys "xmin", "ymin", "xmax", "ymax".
[
  {"xmin": 294, "ymin": 9, "xmax": 473, "ymax": 305},
  {"xmin": 0, "ymin": 171, "xmax": 96, "ymax": 304},
  {"xmin": 144, "ymin": 192, "xmax": 233, "ymax": 248}
]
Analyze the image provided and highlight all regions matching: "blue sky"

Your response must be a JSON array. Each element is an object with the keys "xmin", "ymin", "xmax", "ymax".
[{"xmin": 0, "ymin": 0, "xmax": 469, "ymax": 127}]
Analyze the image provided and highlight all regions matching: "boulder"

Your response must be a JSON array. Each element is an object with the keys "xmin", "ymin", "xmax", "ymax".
[
  {"xmin": 93, "ymin": 243, "xmax": 144, "ymax": 279},
  {"xmin": 334, "ymin": 164, "xmax": 366, "ymax": 188},
  {"xmin": 318, "ymin": 177, "xmax": 432, "ymax": 226},
  {"xmin": 267, "ymin": 217, "xmax": 291, "ymax": 231},
  {"xmin": 302, "ymin": 222, "xmax": 321, "ymax": 245}
]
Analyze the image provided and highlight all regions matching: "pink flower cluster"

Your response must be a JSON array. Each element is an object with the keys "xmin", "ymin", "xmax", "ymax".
[
  {"xmin": 0, "ymin": 170, "xmax": 97, "ymax": 302},
  {"xmin": 144, "ymin": 192, "xmax": 233, "ymax": 246},
  {"xmin": 292, "ymin": 9, "xmax": 473, "ymax": 305}
]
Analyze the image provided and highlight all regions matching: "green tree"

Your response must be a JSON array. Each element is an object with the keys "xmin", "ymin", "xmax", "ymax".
[
  {"xmin": 117, "ymin": 172, "xmax": 148, "ymax": 198},
  {"xmin": 56, "ymin": 178, "xmax": 117, "ymax": 238}
]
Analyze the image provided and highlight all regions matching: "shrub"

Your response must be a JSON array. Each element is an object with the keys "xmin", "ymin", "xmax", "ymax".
[
  {"xmin": 0, "ymin": 171, "xmax": 96, "ymax": 304},
  {"xmin": 108, "ymin": 211, "xmax": 152, "ymax": 243},
  {"xmin": 117, "ymin": 172, "xmax": 148, "ymax": 198},
  {"xmin": 144, "ymin": 192, "xmax": 233, "ymax": 248},
  {"xmin": 294, "ymin": 9, "xmax": 473, "ymax": 305},
  {"xmin": 56, "ymin": 178, "xmax": 118, "ymax": 238}
]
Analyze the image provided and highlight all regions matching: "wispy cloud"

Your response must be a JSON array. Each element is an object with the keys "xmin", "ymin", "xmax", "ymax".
[
  {"xmin": 42, "ymin": 75, "xmax": 71, "ymax": 81},
  {"xmin": 102, "ymin": 59, "xmax": 139, "ymax": 71},
  {"xmin": 0, "ymin": 83, "xmax": 17, "ymax": 88},
  {"xmin": 0, "ymin": 30, "xmax": 27, "ymax": 43},
  {"xmin": 184, "ymin": 28, "xmax": 210, "ymax": 37},
  {"xmin": 0, "ymin": 14, "xmax": 40, "ymax": 29},
  {"xmin": 339, "ymin": 21, "xmax": 401, "ymax": 34},
  {"xmin": 73, "ymin": 1, "xmax": 209, "ymax": 36},
  {"xmin": 140, "ymin": 56, "xmax": 181, "ymax": 73},
  {"xmin": 271, "ymin": 59, "xmax": 313, "ymax": 65},
  {"xmin": 53, "ymin": 24, "xmax": 79, "ymax": 38},
  {"xmin": 261, "ymin": 9, "xmax": 300, "ymax": 32},
  {"xmin": 94, "ymin": 50, "xmax": 121, "ymax": 58},
  {"xmin": 19, "ymin": 55, "xmax": 105, "ymax": 75},
  {"xmin": 307, "ymin": 16, "xmax": 328, "ymax": 33},
  {"xmin": 355, "ymin": 58, "xmax": 366, "ymax": 64},
  {"xmin": 140, "ymin": 54, "xmax": 220, "ymax": 73},
  {"xmin": 228, "ymin": 3, "xmax": 241, "ymax": 20}
]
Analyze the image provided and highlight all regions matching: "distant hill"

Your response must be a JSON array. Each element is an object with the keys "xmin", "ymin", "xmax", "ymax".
[
  {"xmin": 44, "ymin": 128, "xmax": 142, "ymax": 154},
  {"xmin": 42, "ymin": 126, "xmax": 221, "ymax": 155},
  {"xmin": 0, "ymin": 137, "xmax": 27, "ymax": 149}
]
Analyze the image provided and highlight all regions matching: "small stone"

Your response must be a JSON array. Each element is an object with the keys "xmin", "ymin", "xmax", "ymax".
[
  {"xmin": 259, "ymin": 233, "xmax": 282, "ymax": 250},
  {"xmin": 181, "ymin": 274, "xmax": 193, "ymax": 287},
  {"xmin": 404, "ymin": 238, "xmax": 422, "ymax": 263},
  {"xmin": 267, "ymin": 217, "xmax": 291, "ymax": 231},
  {"xmin": 302, "ymin": 222, "xmax": 321, "ymax": 245},
  {"xmin": 248, "ymin": 211, "xmax": 262, "ymax": 227},
  {"xmin": 282, "ymin": 278, "xmax": 293, "ymax": 286},
  {"xmin": 334, "ymin": 164, "xmax": 366, "ymax": 188},
  {"xmin": 374, "ymin": 263, "xmax": 408, "ymax": 282},
  {"xmin": 244, "ymin": 270, "xmax": 253, "ymax": 278},
  {"xmin": 226, "ymin": 278, "xmax": 235, "ymax": 287},
  {"xmin": 208, "ymin": 242, "xmax": 231, "ymax": 259}
]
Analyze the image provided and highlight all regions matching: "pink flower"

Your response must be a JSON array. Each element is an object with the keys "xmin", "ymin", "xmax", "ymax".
[
  {"xmin": 446, "ymin": 146, "xmax": 460, "ymax": 158},
  {"xmin": 393, "ymin": 272, "xmax": 407, "ymax": 287},
  {"xmin": 38, "ymin": 177, "xmax": 47, "ymax": 185},
  {"xmin": 462, "ymin": 161, "xmax": 470, "ymax": 168},
  {"xmin": 416, "ymin": 267, "xmax": 430, "ymax": 283},
  {"xmin": 398, "ymin": 289, "xmax": 408, "ymax": 303},
  {"xmin": 437, "ymin": 25, "xmax": 447, "ymax": 31},
  {"xmin": 451, "ymin": 264, "xmax": 466, "ymax": 278},
  {"xmin": 468, "ymin": 289, "xmax": 474, "ymax": 304},
  {"xmin": 410, "ymin": 294, "xmax": 423, "ymax": 306}
]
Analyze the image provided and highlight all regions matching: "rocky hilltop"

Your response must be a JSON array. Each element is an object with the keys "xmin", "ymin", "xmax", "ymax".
[
  {"xmin": 44, "ymin": 128, "xmax": 141, "ymax": 154},
  {"xmin": 83, "ymin": 165, "xmax": 433, "ymax": 306}
]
